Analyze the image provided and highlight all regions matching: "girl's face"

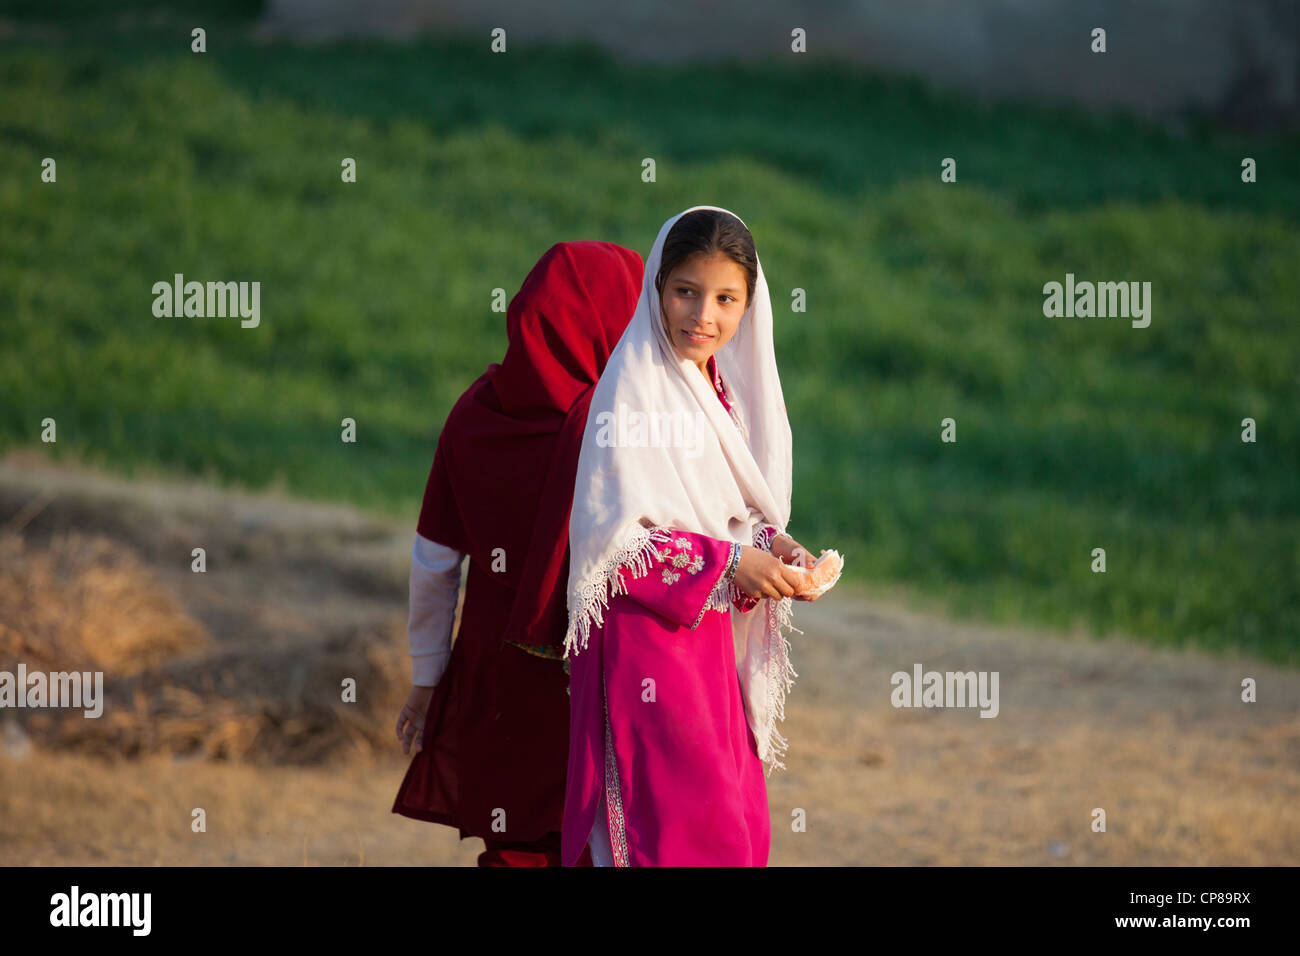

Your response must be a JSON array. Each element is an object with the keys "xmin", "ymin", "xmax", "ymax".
[{"xmin": 659, "ymin": 253, "xmax": 749, "ymax": 372}]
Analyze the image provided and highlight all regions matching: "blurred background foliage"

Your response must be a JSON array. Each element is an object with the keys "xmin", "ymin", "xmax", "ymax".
[{"xmin": 2, "ymin": 0, "xmax": 1297, "ymax": 663}]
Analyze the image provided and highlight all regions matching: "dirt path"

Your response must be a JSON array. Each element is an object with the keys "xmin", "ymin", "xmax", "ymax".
[{"xmin": 1, "ymin": 451, "xmax": 1297, "ymax": 865}]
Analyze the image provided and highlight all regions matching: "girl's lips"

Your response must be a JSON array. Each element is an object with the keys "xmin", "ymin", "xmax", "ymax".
[{"xmin": 682, "ymin": 329, "xmax": 713, "ymax": 343}]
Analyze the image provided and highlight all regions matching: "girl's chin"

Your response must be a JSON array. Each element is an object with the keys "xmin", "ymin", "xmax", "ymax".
[{"xmin": 674, "ymin": 345, "xmax": 714, "ymax": 365}]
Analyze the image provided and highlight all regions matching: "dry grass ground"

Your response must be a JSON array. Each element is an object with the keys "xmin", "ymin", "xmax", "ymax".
[{"xmin": 1, "ymin": 450, "xmax": 1297, "ymax": 865}]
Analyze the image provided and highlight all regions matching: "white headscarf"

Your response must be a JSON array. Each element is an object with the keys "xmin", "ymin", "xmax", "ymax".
[{"xmin": 564, "ymin": 204, "xmax": 800, "ymax": 774}]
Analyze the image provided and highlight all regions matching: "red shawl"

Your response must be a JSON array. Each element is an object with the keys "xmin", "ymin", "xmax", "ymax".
[{"xmin": 415, "ymin": 240, "xmax": 643, "ymax": 647}]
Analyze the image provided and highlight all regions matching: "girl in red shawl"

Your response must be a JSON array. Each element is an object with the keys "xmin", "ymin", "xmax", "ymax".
[{"xmin": 391, "ymin": 241, "xmax": 643, "ymax": 866}]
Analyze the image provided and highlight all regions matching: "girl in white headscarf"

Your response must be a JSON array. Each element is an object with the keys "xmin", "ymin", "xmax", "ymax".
[{"xmin": 560, "ymin": 205, "xmax": 838, "ymax": 866}]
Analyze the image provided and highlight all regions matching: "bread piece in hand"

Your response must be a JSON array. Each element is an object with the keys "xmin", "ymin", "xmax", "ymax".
[{"xmin": 787, "ymin": 549, "xmax": 843, "ymax": 598}]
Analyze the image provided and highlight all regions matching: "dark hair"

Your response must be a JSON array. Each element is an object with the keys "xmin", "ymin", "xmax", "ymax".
[{"xmin": 655, "ymin": 209, "xmax": 757, "ymax": 308}]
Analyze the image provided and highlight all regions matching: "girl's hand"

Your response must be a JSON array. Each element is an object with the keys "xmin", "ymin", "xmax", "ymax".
[
  {"xmin": 769, "ymin": 533, "xmax": 812, "ymax": 567},
  {"xmin": 396, "ymin": 684, "xmax": 436, "ymax": 756},
  {"xmin": 733, "ymin": 545, "xmax": 805, "ymax": 601},
  {"xmin": 771, "ymin": 534, "xmax": 824, "ymax": 601}
]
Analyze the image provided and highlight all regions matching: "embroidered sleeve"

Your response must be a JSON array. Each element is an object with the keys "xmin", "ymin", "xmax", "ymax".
[
  {"xmin": 613, "ymin": 529, "xmax": 735, "ymax": 630},
  {"xmin": 697, "ymin": 542, "xmax": 742, "ymax": 624}
]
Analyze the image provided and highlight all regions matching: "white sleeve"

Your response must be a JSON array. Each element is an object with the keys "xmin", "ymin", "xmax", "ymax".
[{"xmin": 408, "ymin": 533, "xmax": 464, "ymax": 687}]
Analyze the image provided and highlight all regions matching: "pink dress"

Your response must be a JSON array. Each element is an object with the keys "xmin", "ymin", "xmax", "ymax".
[{"xmin": 561, "ymin": 356, "xmax": 778, "ymax": 866}]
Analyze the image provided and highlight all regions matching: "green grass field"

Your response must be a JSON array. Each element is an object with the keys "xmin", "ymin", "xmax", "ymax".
[{"xmin": 2, "ymin": 4, "xmax": 1297, "ymax": 664}]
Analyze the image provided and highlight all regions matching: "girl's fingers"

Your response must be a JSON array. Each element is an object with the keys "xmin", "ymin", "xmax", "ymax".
[
  {"xmin": 779, "ymin": 567, "xmax": 805, "ymax": 595},
  {"xmin": 397, "ymin": 708, "xmax": 424, "ymax": 754}
]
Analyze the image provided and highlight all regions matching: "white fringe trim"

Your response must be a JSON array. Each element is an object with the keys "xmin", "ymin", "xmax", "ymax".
[
  {"xmin": 691, "ymin": 545, "xmax": 737, "ymax": 629},
  {"xmin": 745, "ymin": 520, "xmax": 805, "ymax": 773},
  {"xmin": 753, "ymin": 522, "xmax": 780, "ymax": 552},
  {"xmin": 758, "ymin": 594, "xmax": 803, "ymax": 777},
  {"xmin": 565, "ymin": 525, "xmax": 673, "ymax": 659}
]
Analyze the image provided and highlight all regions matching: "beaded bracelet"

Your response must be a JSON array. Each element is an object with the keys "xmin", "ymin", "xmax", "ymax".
[{"xmin": 723, "ymin": 541, "xmax": 742, "ymax": 580}]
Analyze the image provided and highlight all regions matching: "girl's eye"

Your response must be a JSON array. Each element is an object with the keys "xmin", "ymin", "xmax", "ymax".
[{"xmin": 676, "ymin": 287, "xmax": 734, "ymax": 304}]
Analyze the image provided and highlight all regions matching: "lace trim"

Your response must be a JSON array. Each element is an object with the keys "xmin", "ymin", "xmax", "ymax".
[
  {"xmin": 753, "ymin": 523, "xmax": 783, "ymax": 552},
  {"xmin": 602, "ymin": 670, "xmax": 630, "ymax": 866},
  {"xmin": 689, "ymin": 542, "xmax": 737, "ymax": 630},
  {"xmin": 757, "ymin": 594, "xmax": 802, "ymax": 776},
  {"xmin": 565, "ymin": 524, "xmax": 673, "ymax": 658}
]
